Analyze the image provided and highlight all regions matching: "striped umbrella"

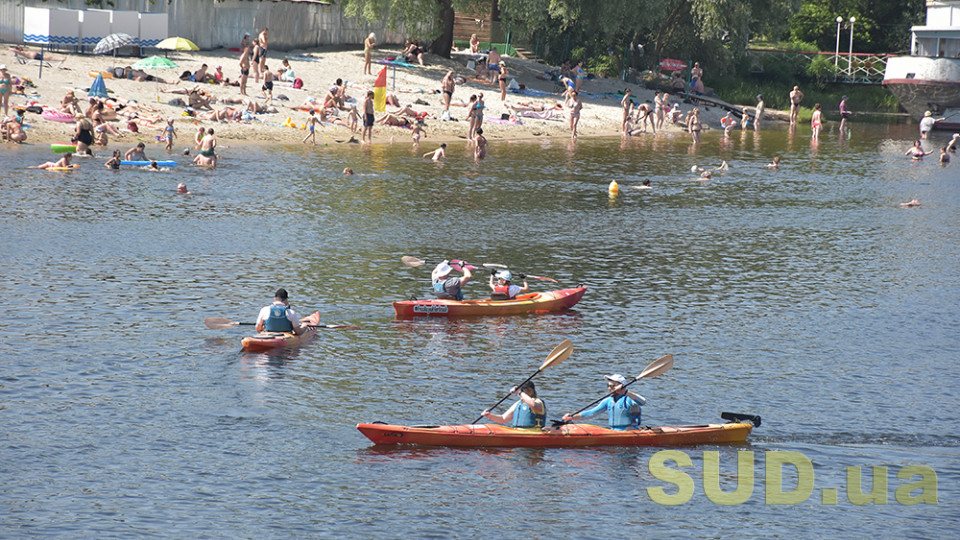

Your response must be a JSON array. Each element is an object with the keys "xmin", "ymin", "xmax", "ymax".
[{"xmin": 93, "ymin": 33, "xmax": 137, "ymax": 55}]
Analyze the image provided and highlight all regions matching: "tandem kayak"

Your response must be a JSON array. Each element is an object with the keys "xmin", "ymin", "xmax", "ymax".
[
  {"xmin": 393, "ymin": 286, "xmax": 587, "ymax": 318},
  {"xmin": 357, "ymin": 413, "xmax": 759, "ymax": 448},
  {"xmin": 240, "ymin": 311, "xmax": 320, "ymax": 352}
]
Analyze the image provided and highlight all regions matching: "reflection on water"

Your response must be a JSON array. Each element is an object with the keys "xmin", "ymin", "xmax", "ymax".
[{"xmin": 1, "ymin": 122, "xmax": 957, "ymax": 537}]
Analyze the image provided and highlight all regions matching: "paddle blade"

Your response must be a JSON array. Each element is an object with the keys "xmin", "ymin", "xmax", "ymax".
[
  {"xmin": 204, "ymin": 317, "xmax": 240, "ymax": 330},
  {"xmin": 402, "ymin": 256, "xmax": 425, "ymax": 267},
  {"xmin": 539, "ymin": 339, "xmax": 573, "ymax": 370},
  {"xmin": 636, "ymin": 355, "xmax": 674, "ymax": 380},
  {"xmin": 482, "ymin": 263, "xmax": 509, "ymax": 269},
  {"xmin": 317, "ymin": 324, "xmax": 361, "ymax": 330},
  {"xmin": 527, "ymin": 275, "xmax": 559, "ymax": 283}
]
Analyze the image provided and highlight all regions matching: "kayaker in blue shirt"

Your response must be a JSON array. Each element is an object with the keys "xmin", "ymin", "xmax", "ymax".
[
  {"xmin": 561, "ymin": 374, "xmax": 647, "ymax": 430},
  {"xmin": 432, "ymin": 260, "xmax": 472, "ymax": 301},
  {"xmin": 255, "ymin": 288, "xmax": 305, "ymax": 334},
  {"xmin": 481, "ymin": 381, "xmax": 547, "ymax": 428}
]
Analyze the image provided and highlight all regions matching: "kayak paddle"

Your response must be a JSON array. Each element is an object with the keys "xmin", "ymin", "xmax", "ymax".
[
  {"xmin": 401, "ymin": 256, "xmax": 506, "ymax": 271},
  {"xmin": 472, "ymin": 339, "xmax": 573, "ymax": 424},
  {"xmin": 204, "ymin": 316, "xmax": 359, "ymax": 331},
  {"xmin": 559, "ymin": 354, "xmax": 674, "ymax": 425}
]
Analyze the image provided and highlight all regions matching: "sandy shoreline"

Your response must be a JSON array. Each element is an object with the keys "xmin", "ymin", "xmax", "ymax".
[{"xmin": 2, "ymin": 43, "xmax": 780, "ymax": 153}]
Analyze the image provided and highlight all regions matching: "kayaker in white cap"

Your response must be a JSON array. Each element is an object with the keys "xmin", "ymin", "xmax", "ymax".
[
  {"xmin": 255, "ymin": 288, "xmax": 305, "ymax": 334},
  {"xmin": 481, "ymin": 381, "xmax": 546, "ymax": 428},
  {"xmin": 561, "ymin": 374, "xmax": 647, "ymax": 430},
  {"xmin": 432, "ymin": 260, "xmax": 472, "ymax": 300}
]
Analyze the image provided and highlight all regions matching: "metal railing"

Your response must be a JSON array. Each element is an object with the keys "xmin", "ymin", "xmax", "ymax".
[{"xmin": 746, "ymin": 48, "xmax": 892, "ymax": 84}]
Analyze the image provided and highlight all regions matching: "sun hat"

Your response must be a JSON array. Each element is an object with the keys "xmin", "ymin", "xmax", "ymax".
[
  {"xmin": 433, "ymin": 261, "xmax": 453, "ymax": 279},
  {"xmin": 604, "ymin": 374, "xmax": 628, "ymax": 385},
  {"xmin": 924, "ymin": 111, "xmax": 932, "ymax": 116},
  {"xmin": 0, "ymin": 64, "xmax": 7, "ymax": 70},
  {"xmin": 953, "ymin": 133, "xmax": 960, "ymax": 138}
]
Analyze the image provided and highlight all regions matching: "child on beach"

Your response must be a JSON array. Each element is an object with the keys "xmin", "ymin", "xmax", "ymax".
[
  {"xmin": 303, "ymin": 110, "xmax": 318, "ymax": 145},
  {"xmin": 347, "ymin": 106, "xmax": 360, "ymax": 133},
  {"xmin": 162, "ymin": 118, "xmax": 176, "ymax": 151},
  {"xmin": 262, "ymin": 66, "xmax": 274, "ymax": 105},
  {"xmin": 424, "ymin": 143, "xmax": 446, "ymax": 162},
  {"xmin": 411, "ymin": 123, "xmax": 425, "ymax": 146}
]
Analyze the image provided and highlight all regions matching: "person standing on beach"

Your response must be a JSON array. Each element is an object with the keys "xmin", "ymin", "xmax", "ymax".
[
  {"xmin": 754, "ymin": 94, "xmax": 764, "ymax": 131},
  {"xmin": 838, "ymin": 96, "xmax": 851, "ymax": 131},
  {"xmin": 0, "ymin": 64, "xmax": 12, "ymax": 116},
  {"xmin": 498, "ymin": 61, "xmax": 509, "ymax": 102},
  {"xmin": 251, "ymin": 38, "xmax": 262, "ymax": 83},
  {"xmin": 467, "ymin": 94, "xmax": 479, "ymax": 140},
  {"xmin": 621, "ymin": 89, "xmax": 633, "ymax": 134},
  {"xmin": 810, "ymin": 103, "xmax": 822, "ymax": 139},
  {"xmin": 363, "ymin": 33, "xmax": 376, "ymax": 75},
  {"xmin": 691, "ymin": 62, "xmax": 703, "ymax": 83},
  {"xmin": 566, "ymin": 90, "xmax": 582, "ymax": 140},
  {"xmin": 303, "ymin": 110, "xmax": 318, "ymax": 145},
  {"xmin": 654, "ymin": 91, "xmax": 665, "ymax": 131},
  {"xmin": 257, "ymin": 28, "xmax": 269, "ymax": 81},
  {"xmin": 440, "ymin": 71, "xmax": 456, "ymax": 120},
  {"xmin": 486, "ymin": 47, "xmax": 501, "ymax": 84},
  {"xmin": 574, "ymin": 61, "xmax": 586, "ymax": 92},
  {"xmin": 475, "ymin": 92, "xmax": 486, "ymax": 135},
  {"xmin": 789, "ymin": 86, "xmax": 803, "ymax": 124},
  {"xmin": 162, "ymin": 118, "xmax": 176, "ymax": 152},
  {"xmin": 261, "ymin": 66, "xmax": 274, "ymax": 105},
  {"xmin": 362, "ymin": 91, "xmax": 375, "ymax": 144}
]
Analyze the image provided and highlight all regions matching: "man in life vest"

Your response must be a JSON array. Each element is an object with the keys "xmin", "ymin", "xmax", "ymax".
[
  {"xmin": 488, "ymin": 269, "xmax": 529, "ymax": 300},
  {"xmin": 255, "ymin": 288, "xmax": 305, "ymax": 334},
  {"xmin": 561, "ymin": 374, "xmax": 647, "ymax": 430},
  {"xmin": 432, "ymin": 260, "xmax": 472, "ymax": 300},
  {"xmin": 480, "ymin": 381, "xmax": 547, "ymax": 428}
]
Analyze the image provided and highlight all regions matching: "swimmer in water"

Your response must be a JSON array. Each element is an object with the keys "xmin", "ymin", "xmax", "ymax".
[
  {"xmin": 905, "ymin": 140, "xmax": 926, "ymax": 159},
  {"xmin": 30, "ymin": 152, "xmax": 73, "ymax": 169},
  {"xmin": 177, "ymin": 183, "xmax": 191, "ymax": 194},
  {"xmin": 343, "ymin": 167, "xmax": 354, "ymax": 175},
  {"xmin": 900, "ymin": 199, "xmax": 920, "ymax": 207},
  {"xmin": 104, "ymin": 150, "xmax": 121, "ymax": 169},
  {"xmin": 767, "ymin": 156, "xmax": 781, "ymax": 169},
  {"xmin": 636, "ymin": 178, "xmax": 652, "ymax": 190},
  {"xmin": 423, "ymin": 143, "xmax": 446, "ymax": 162}
]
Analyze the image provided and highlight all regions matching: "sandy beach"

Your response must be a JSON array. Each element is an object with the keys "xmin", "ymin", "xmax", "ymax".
[{"xmin": 2, "ymin": 43, "xmax": 769, "ymax": 151}]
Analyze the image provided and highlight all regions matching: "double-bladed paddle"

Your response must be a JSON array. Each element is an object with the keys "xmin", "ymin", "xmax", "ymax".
[
  {"xmin": 472, "ymin": 339, "xmax": 573, "ymax": 424},
  {"xmin": 401, "ymin": 256, "xmax": 508, "ymax": 271},
  {"xmin": 559, "ymin": 354, "xmax": 673, "ymax": 424},
  {"xmin": 204, "ymin": 317, "xmax": 360, "ymax": 331}
]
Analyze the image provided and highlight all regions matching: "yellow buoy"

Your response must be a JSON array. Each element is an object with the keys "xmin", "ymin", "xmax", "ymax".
[{"xmin": 608, "ymin": 180, "xmax": 619, "ymax": 194}]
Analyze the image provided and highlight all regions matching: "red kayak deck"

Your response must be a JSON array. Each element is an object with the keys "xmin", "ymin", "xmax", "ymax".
[
  {"xmin": 393, "ymin": 286, "xmax": 586, "ymax": 318},
  {"xmin": 240, "ymin": 311, "xmax": 320, "ymax": 352},
  {"xmin": 356, "ymin": 421, "xmax": 753, "ymax": 448}
]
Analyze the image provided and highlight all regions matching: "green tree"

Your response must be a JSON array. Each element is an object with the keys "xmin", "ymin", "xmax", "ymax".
[
  {"xmin": 341, "ymin": 0, "xmax": 486, "ymax": 58},
  {"xmin": 789, "ymin": 0, "xmax": 925, "ymax": 54}
]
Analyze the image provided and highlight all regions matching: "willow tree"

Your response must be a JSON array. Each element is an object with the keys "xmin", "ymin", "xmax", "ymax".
[{"xmin": 341, "ymin": 0, "xmax": 491, "ymax": 58}]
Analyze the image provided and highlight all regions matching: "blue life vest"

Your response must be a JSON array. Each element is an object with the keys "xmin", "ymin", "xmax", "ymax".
[
  {"xmin": 512, "ymin": 400, "xmax": 546, "ymax": 428},
  {"xmin": 433, "ymin": 278, "xmax": 463, "ymax": 301},
  {"xmin": 265, "ymin": 305, "xmax": 293, "ymax": 332},
  {"xmin": 609, "ymin": 394, "xmax": 641, "ymax": 430}
]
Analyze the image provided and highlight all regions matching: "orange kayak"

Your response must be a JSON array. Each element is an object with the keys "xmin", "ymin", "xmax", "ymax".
[
  {"xmin": 240, "ymin": 311, "xmax": 320, "ymax": 352},
  {"xmin": 393, "ymin": 286, "xmax": 587, "ymax": 318},
  {"xmin": 357, "ymin": 415, "xmax": 758, "ymax": 448}
]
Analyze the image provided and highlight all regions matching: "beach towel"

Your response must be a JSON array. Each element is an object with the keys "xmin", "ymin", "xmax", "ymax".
[
  {"xmin": 483, "ymin": 116, "xmax": 522, "ymax": 125},
  {"xmin": 375, "ymin": 59, "xmax": 420, "ymax": 68}
]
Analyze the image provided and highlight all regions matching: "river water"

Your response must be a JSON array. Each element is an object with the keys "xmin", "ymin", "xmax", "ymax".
[{"xmin": 2, "ymin": 123, "xmax": 957, "ymax": 538}]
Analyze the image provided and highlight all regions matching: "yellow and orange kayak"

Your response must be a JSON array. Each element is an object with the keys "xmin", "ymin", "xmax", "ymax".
[
  {"xmin": 393, "ymin": 286, "xmax": 586, "ymax": 318},
  {"xmin": 357, "ymin": 415, "xmax": 758, "ymax": 448},
  {"xmin": 240, "ymin": 311, "xmax": 321, "ymax": 352}
]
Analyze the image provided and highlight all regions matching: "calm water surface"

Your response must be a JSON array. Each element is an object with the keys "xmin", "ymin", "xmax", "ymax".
[{"xmin": 1, "ymin": 123, "xmax": 958, "ymax": 538}]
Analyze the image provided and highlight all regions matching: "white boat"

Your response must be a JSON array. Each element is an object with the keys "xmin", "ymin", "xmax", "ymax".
[{"xmin": 883, "ymin": 0, "xmax": 960, "ymax": 130}]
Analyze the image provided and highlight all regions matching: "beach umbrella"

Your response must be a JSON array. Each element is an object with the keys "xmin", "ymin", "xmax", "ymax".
[
  {"xmin": 93, "ymin": 33, "xmax": 136, "ymax": 55},
  {"xmin": 88, "ymin": 73, "xmax": 109, "ymax": 98},
  {"xmin": 156, "ymin": 37, "xmax": 199, "ymax": 51}
]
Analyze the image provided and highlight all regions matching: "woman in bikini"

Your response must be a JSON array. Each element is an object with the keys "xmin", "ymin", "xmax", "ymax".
[
  {"xmin": 498, "ymin": 62, "xmax": 508, "ymax": 101},
  {"xmin": 0, "ymin": 64, "xmax": 12, "ymax": 116},
  {"xmin": 363, "ymin": 33, "xmax": 376, "ymax": 75},
  {"xmin": 375, "ymin": 112, "xmax": 412, "ymax": 127},
  {"xmin": 687, "ymin": 108, "xmax": 702, "ymax": 144}
]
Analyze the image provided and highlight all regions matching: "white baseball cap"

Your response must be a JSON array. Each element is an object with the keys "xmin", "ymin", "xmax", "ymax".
[
  {"xmin": 433, "ymin": 261, "xmax": 452, "ymax": 279},
  {"xmin": 604, "ymin": 374, "xmax": 628, "ymax": 385}
]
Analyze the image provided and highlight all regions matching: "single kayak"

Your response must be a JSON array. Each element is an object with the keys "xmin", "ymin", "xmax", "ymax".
[
  {"xmin": 51, "ymin": 143, "xmax": 77, "ymax": 153},
  {"xmin": 393, "ymin": 286, "xmax": 587, "ymax": 318},
  {"xmin": 240, "ymin": 311, "xmax": 320, "ymax": 352},
  {"xmin": 121, "ymin": 160, "xmax": 179, "ymax": 167},
  {"xmin": 356, "ymin": 413, "xmax": 759, "ymax": 448}
]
